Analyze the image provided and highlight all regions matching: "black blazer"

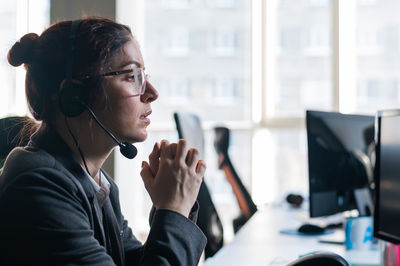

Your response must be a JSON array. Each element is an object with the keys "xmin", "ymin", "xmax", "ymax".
[{"xmin": 0, "ymin": 126, "xmax": 206, "ymax": 265}]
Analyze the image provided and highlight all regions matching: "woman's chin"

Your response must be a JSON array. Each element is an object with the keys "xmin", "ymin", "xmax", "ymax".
[{"xmin": 126, "ymin": 132, "xmax": 147, "ymax": 143}]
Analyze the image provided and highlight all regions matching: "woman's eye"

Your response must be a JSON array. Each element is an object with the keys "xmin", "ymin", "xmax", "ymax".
[{"xmin": 127, "ymin": 75, "xmax": 135, "ymax": 82}]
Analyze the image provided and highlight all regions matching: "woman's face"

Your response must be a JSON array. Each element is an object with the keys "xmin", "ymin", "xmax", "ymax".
[{"xmin": 94, "ymin": 38, "xmax": 158, "ymax": 144}]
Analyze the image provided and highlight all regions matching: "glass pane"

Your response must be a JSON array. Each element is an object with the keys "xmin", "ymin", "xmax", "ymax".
[
  {"xmin": 0, "ymin": 0, "xmax": 49, "ymax": 118},
  {"xmin": 142, "ymin": 0, "xmax": 252, "ymax": 122},
  {"xmin": 341, "ymin": 0, "xmax": 400, "ymax": 114},
  {"xmin": 267, "ymin": 0, "xmax": 333, "ymax": 118},
  {"xmin": 0, "ymin": 2, "xmax": 18, "ymax": 117},
  {"xmin": 252, "ymin": 128, "xmax": 308, "ymax": 204}
]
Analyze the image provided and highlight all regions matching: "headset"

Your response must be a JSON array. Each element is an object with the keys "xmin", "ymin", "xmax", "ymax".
[{"xmin": 58, "ymin": 19, "xmax": 137, "ymax": 159}]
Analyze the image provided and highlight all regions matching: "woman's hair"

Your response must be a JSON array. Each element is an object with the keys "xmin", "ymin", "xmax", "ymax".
[{"xmin": 7, "ymin": 17, "xmax": 133, "ymax": 123}]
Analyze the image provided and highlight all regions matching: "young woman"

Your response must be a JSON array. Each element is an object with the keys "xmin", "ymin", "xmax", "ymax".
[{"xmin": 0, "ymin": 17, "xmax": 206, "ymax": 265}]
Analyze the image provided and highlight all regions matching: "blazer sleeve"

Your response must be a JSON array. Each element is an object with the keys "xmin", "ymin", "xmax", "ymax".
[{"xmin": 123, "ymin": 208, "xmax": 206, "ymax": 266}]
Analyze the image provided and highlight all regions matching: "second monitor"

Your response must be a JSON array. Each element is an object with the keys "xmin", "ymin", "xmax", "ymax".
[{"xmin": 306, "ymin": 110, "xmax": 375, "ymax": 218}]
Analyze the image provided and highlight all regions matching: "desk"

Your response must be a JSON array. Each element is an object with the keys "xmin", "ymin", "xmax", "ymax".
[{"xmin": 204, "ymin": 205, "xmax": 380, "ymax": 266}]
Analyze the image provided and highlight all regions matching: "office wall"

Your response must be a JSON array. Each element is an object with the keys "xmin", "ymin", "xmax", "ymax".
[
  {"xmin": 50, "ymin": 0, "xmax": 115, "ymax": 23},
  {"xmin": 50, "ymin": 0, "xmax": 116, "ymax": 176}
]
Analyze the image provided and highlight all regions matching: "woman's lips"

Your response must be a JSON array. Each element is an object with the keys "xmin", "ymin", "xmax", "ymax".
[{"xmin": 140, "ymin": 110, "xmax": 152, "ymax": 124}]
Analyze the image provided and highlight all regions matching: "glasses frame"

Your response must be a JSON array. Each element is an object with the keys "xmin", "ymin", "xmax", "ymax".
[{"xmin": 84, "ymin": 68, "xmax": 149, "ymax": 95}]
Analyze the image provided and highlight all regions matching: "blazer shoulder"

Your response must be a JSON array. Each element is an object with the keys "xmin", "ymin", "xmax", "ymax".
[{"xmin": 0, "ymin": 147, "xmax": 77, "ymax": 193}]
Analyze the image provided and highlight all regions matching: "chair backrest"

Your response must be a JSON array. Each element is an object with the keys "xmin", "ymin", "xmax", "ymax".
[
  {"xmin": 287, "ymin": 251, "xmax": 349, "ymax": 266},
  {"xmin": 173, "ymin": 112, "xmax": 205, "ymax": 157},
  {"xmin": 173, "ymin": 112, "xmax": 224, "ymax": 258},
  {"xmin": 214, "ymin": 126, "xmax": 257, "ymax": 232}
]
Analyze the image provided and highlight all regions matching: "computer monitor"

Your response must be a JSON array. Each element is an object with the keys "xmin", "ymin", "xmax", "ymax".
[
  {"xmin": 374, "ymin": 109, "xmax": 400, "ymax": 244},
  {"xmin": 306, "ymin": 110, "xmax": 374, "ymax": 218}
]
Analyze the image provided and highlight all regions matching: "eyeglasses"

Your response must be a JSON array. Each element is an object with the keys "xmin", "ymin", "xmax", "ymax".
[{"xmin": 101, "ymin": 68, "xmax": 150, "ymax": 95}]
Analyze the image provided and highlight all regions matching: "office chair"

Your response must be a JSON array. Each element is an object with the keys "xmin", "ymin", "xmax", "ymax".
[
  {"xmin": 214, "ymin": 126, "xmax": 257, "ymax": 233},
  {"xmin": 287, "ymin": 251, "xmax": 349, "ymax": 266},
  {"xmin": 0, "ymin": 116, "xmax": 30, "ymax": 168},
  {"xmin": 173, "ymin": 112, "xmax": 224, "ymax": 259}
]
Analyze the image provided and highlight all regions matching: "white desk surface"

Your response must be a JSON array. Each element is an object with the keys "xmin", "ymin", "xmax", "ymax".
[{"xmin": 204, "ymin": 205, "xmax": 380, "ymax": 266}]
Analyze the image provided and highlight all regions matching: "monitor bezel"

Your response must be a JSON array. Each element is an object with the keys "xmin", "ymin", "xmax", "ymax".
[{"xmin": 373, "ymin": 109, "xmax": 400, "ymax": 244}]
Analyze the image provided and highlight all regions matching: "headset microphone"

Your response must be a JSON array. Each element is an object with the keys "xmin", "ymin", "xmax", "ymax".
[{"xmin": 81, "ymin": 100, "xmax": 138, "ymax": 159}]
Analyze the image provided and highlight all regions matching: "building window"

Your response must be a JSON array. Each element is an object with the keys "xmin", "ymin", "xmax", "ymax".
[
  {"xmin": 162, "ymin": 0, "xmax": 194, "ymax": 9},
  {"xmin": 306, "ymin": 0, "xmax": 330, "ymax": 7},
  {"xmin": 210, "ymin": 29, "xmax": 239, "ymax": 57},
  {"xmin": 358, "ymin": 0, "xmax": 380, "ymax": 6},
  {"xmin": 163, "ymin": 77, "xmax": 191, "ymax": 104},
  {"xmin": 304, "ymin": 27, "xmax": 331, "ymax": 56},
  {"xmin": 163, "ymin": 29, "xmax": 191, "ymax": 57},
  {"xmin": 357, "ymin": 28, "xmax": 381, "ymax": 55},
  {"xmin": 211, "ymin": 77, "xmax": 239, "ymax": 105},
  {"xmin": 206, "ymin": 0, "xmax": 240, "ymax": 9}
]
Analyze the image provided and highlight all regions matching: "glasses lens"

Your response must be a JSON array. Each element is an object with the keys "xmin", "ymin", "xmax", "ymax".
[
  {"xmin": 139, "ymin": 69, "xmax": 147, "ymax": 94},
  {"xmin": 131, "ymin": 69, "xmax": 140, "ymax": 95}
]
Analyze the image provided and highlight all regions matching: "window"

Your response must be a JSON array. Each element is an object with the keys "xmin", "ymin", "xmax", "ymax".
[
  {"xmin": 358, "ymin": 0, "xmax": 379, "ymax": 6},
  {"xmin": 304, "ymin": 27, "xmax": 331, "ymax": 56},
  {"xmin": 163, "ymin": 29, "xmax": 191, "ymax": 57},
  {"xmin": 162, "ymin": 0, "xmax": 194, "ymax": 9},
  {"xmin": 268, "ymin": 0, "xmax": 333, "ymax": 118},
  {"xmin": 357, "ymin": 27, "xmax": 381, "ymax": 55},
  {"xmin": 210, "ymin": 29, "xmax": 239, "ymax": 57},
  {"xmin": 307, "ymin": 0, "xmax": 330, "ymax": 6},
  {"xmin": 0, "ymin": 0, "xmax": 49, "ymax": 118},
  {"xmin": 278, "ymin": 28, "xmax": 301, "ymax": 54},
  {"xmin": 162, "ymin": 77, "xmax": 191, "ymax": 104},
  {"xmin": 142, "ymin": 0, "xmax": 252, "ymax": 123},
  {"xmin": 211, "ymin": 77, "xmax": 239, "ymax": 104},
  {"xmin": 116, "ymin": 0, "xmax": 400, "ymax": 244},
  {"xmin": 206, "ymin": 0, "xmax": 240, "ymax": 9},
  {"xmin": 341, "ymin": 0, "xmax": 400, "ymax": 114}
]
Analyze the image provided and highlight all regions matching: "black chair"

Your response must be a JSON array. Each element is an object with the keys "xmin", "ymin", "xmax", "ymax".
[
  {"xmin": 287, "ymin": 251, "xmax": 349, "ymax": 266},
  {"xmin": 0, "ymin": 116, "xmax": 30, "ymax": 168},
  {"xmin": 214, "ymin": 126, "xmax": 257, "ymax": 233},
  {"xmin": 173, "ymin": 112, "xmax": 224, "ymax": 259}
]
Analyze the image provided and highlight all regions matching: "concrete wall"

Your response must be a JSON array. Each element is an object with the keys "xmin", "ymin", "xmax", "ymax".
[{"xmin": 50, "ymin": 0, "xmax": 115, "ymax": 23}]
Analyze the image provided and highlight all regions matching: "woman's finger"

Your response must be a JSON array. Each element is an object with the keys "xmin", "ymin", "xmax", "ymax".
[
  {"xmin": 195, "ymin": 160, "xmax": 207, "ymax": 177},
  {"xmin": 159, "ymin": 140, "xmax": 170, "ymax": 159},
  {"xmin": 140, "ymin": 161, "xmax": 155, "ymax": 190},
  {"xmin": 175, "ymin": 139, "xmax": 188, "ymax": 163},
  {"xmin": 169, "ymin": 143, "xmax": 178, "ymax": 159},
  {"xmin": 149, "ymin": 142, "xmax": 160, "ymax": 176},
  {"xmin": 186, "ymin": 148, "xmax": 200, "ymax": 169}
]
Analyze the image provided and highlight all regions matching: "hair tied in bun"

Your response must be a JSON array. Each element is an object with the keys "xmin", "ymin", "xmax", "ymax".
[{"xmin": 7, "ymin": 33, "xmax": 39, "ymax": 67}]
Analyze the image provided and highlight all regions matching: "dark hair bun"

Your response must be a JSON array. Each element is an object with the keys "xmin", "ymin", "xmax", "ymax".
[{"xmin": 7, "ymin": 33, "xmax": 39, "ymax": 66}]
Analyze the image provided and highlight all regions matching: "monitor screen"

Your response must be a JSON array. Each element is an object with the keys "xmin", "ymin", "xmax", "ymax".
[
  {"xmin": 306, "ymin": 110, "xmax": 374, "ymax": 217},
  {"xmin": 374, "ymin": 110, "xmax": 400, "ymax": 244}
]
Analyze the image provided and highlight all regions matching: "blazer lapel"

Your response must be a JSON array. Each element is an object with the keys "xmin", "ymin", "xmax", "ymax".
[
  {"xmin": 29, "ymin": 126, "xmax": 107, "ymax": 249},
  {"xmin": 102, "ymin": 197, "xmax": 125, "ymax": 266}
]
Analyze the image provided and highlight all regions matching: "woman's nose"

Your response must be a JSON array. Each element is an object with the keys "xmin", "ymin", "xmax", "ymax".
[{"xmin": 141, "ymin": 80, "xmax": 159, "ymax": 103}]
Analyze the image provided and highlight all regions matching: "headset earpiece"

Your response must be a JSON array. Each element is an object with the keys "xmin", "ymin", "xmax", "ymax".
[{"xmin": 59, "ymin": 79, "xmax": 89, "ymax": 117}]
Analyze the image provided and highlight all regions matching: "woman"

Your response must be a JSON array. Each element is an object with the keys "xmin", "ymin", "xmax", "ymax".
[{"xmin": 0, "ymin": 17, "xmax": 206, "ymax": 265}]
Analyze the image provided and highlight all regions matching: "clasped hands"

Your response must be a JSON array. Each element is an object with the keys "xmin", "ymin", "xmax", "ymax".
[{"xmin": 141, "ymin": 139, "xmax": 206, "ymax": 218}]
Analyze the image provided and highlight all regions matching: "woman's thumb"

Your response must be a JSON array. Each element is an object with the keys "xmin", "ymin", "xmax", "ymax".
[{"xmin": 140, "ymin": 161, "xmax": 154, "ymax": 190}]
